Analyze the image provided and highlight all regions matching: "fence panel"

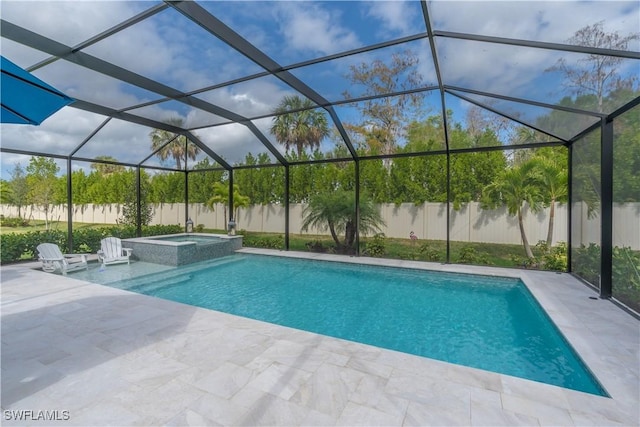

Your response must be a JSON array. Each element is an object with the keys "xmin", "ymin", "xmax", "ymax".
[{"xmin": 1, "ymin": 202, "xmax": 637, "ymax": 249}]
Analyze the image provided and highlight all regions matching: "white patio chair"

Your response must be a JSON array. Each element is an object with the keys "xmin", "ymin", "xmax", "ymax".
[
  {"xmin": 36, "ymin": 243, "xmax": 88, "ymax": 275},
  {"xmin": 97, "ymin": 237, "xmax": 132, "ymax": 266}
]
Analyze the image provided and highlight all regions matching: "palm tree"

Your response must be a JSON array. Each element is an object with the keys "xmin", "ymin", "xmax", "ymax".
[
  {"xmin": 270, "ymin": 95, "xmax": 329, "ymax": 158},
  {"xmin": 206, "ymin": 182, "xmax": 250, "ymax": 227},
  {"xmin": 301, "ymin": 190, "xmax": 385, "ymax": 253},
  {"xmin": 530, "ymin": 156, "xmax": 568, "ymax": 248},
  {"xmin": 90, "ymin": 155, "xmax": 125, "ymax": 175},
  {"xmin": 482, "ymin": 161, "xmax": 542, "ymax": 259},
  {"xmin": 150, "ymin": 118, "xmax": 199, "ymax": 170}
]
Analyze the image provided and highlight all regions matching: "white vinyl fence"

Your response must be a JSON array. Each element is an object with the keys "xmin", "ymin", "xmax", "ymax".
[{"xmin": 2, "ymin": 202, "xmax": 639, "ymax": 249}]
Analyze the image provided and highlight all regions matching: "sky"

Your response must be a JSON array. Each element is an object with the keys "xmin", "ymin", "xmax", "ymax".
[{"xmin": 1, "ymin": 0, "xmax": 639, "ymax": 179}]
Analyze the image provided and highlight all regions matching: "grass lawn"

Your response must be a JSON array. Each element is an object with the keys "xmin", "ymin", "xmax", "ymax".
[
  {"xmin": 0, "ymin": 220, "xmax": 112, "ymax": 235},
  {"xmin": 2, "ymin": 223, "xmax": 559, "ymax": 270},
  {"xmin": 239, "ymin": 230, "xmax": 547, "ymax": 269}
]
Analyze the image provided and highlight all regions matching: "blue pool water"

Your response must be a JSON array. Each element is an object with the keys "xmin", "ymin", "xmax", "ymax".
[{"xmin": 106, "ymin": 254, "xmax": 606, "ymax": 396}]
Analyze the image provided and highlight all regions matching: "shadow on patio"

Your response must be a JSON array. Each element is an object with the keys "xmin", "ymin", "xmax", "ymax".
[{"xmin": 1, "ymin": 269, "xmax": 200, "ymax": 408}]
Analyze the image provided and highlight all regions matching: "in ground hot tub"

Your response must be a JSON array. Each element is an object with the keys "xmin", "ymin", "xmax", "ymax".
[{"xmin": 123, "ymin": 233, "xmax": 242, "ymax": 266}]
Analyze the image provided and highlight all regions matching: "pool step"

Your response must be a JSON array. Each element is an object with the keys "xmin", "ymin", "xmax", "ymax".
[
  {"xmin": 126, "ymin": 274, "xmax": 193, "ymax": 294},
  {"xmin": 120, "ymin": 255, "xmax": 246, "ymax": 294}
]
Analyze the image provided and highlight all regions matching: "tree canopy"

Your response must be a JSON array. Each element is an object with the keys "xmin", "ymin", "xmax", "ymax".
[{"xmin": 270, "ymin": 96, "xmax": 330, "ymax": 158}]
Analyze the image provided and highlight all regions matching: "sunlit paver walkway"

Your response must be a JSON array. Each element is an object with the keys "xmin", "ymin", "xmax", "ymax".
[{"xmin": 1, "ymin": 249, "xmax": 638, "ymax": 426}]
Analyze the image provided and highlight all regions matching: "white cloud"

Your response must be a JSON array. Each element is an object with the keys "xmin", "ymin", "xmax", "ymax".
[
  {"xmin": 196, "ymin": 77, "xmax": 297, "ymax": 119},
  {"xmin": 81, "ymin": 118, "xmax": 155, "ymax": 160},
  {"xmin": 83, "ymin": 18, "xmax": 177, "ymax": 81},
  {"xmin": 1, "ymin": 1, "xmax": 147, "ymax": 47},
  {"xmin": 198, "ymin": 122, "xmax": 274, "ymax": 165},
  {"xmin": 366, "ymin": 1, "xmax": 418, "ymax": 35},
  {"xmin": 1, "ymin": 108, "xmax": 104, "ymax": 155},
  {"xmin": 275, "ymin": 2, "xmax": 360, "ymax": 56},
  {"xmin": 429, "ymin": 1, "xmax": 639, "ymax": 48},
  {"xmin": 32, "ymin": 60, "xmax": 159, "ymax": 110},
  {"xmin": 0, "ymin": 109, "xmax": 159, "ymax": 178},
  {"xmin": 430, "ymin": 1, "xmax": 639, "ymax": 101},
  {"xmin": 0, "ymin": 106, "xmax": 104, "ymax": 178}
]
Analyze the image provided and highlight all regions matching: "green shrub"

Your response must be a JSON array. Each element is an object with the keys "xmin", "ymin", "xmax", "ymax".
[
  {"xmin": 305, "ymin": 240, "xmax": 328, "ymax": 253},
  {"xmin": 418, "ymin": 243, "xmax": 440, "ymax": 262},
  {"xmin": 141, "ymin": 224, "xmax": 182, "ymax": 237},
  {"xmin": 573, "ymin": 243, "xmax": 639, "ymax": 312},
  {"xmin": 73, "ymin": 228, "xmax": 110, "ymax": 252},
  {"xmin": 0, "ymin": 230, "xmax": 66, "ymax": 263},
  {"xmin": 242, "ymin": 233, "xmax": 284, "ymax": 249},
  {"xmin": 572, "ymin": 243, "xmax": 601, "ymax": 285},
  {"xmin": 0, "ymin": 216, "xmax": 30, "ymax": 227},
  {"xmin": 509, "ymin": 254, "xmax": 537, "ymax": 269},
  {"xmin": 0, "ymin": 224, "xmax": 183, "ymax": 264},
  {"xmin": 537, "ymin": 241, "xmax": 567, "ymax": 271},
  {"xmin": 77, "ymin": 243, "xmax": 92, "ymax": 253},
  {"xmin": 0, "ymin": 234, "xmax": 27, "ymax": 263},
  {"xmin": 612, "ymin": 246, "xmax": 640, "ymax": 312},
  {"xmin": 364, "ymin": 233, "xmax": 386, "ymax": 257},
  {"xmin": 456, "ymin": 245, "xmax": 491, "ymax": 265}
]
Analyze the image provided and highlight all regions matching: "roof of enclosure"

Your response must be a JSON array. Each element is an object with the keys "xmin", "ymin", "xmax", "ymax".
[{"xmin": 1, "ymin": 0, "xmax": 639, "ymax": 173}]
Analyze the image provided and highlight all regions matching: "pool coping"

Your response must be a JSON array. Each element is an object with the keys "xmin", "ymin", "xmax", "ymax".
[
  {"xmin": 1, "ymin": 249, "xmax": 638, "ymax": 426},
  {"xmin": 124, "ymin": 233, "xmax": 242, "ymax": 245}
]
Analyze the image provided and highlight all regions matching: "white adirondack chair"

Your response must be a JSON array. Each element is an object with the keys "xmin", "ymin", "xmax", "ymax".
[
  {"xmin": 97, "ymin": 237, "xmax": 132, "ymax": 266},
  {"xmin": 36, "ymin": 243, "xmax": 88, "ymax": 275}
]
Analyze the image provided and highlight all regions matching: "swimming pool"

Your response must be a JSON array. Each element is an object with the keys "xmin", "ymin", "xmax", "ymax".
[{"xmin": 104, "ymin": 254, "xmax": 606, "ymax": 396}]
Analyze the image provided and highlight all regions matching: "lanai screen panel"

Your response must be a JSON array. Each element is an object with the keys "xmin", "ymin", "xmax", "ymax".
[
  {"xmin": 81, "ymin": 7, "xmax": 264, "ymax": 93},
  {"xmin": 141, "ymin": 135, "xmax": 214, "ymax": 172},
  {"xmin": 612, "ymin": 105, "xmax": 640, "ymax": 312},
  {"xmin": 287, "ymin": 38, "xmax": 437, "ymax": 103},
  {"xmin": 73, "ymin": 119, "xmax": 160, "ymax": 166},
  {"xmin": 0, "ymin": 109, "xmax": 107, "ymax": 157},
  {"xmin": 447, "ymin": 90, "xmax": 601, "ymax": 142},
  {"xmin": 437, "ymin": 38, "xmax": 639, "ymax": 116},
  {"xmin": 127, "ymin": 100, "xmax": 231, "ymax": 131},
  {"xmin": 253, "ymin": 106, "xmax": 353, "ymax": 162},
  {"xmin": 430, "ymin": 1, "xmax": 640, "ymax": 50},
  {"xmin": 444, "ymin": 93, "xmax": 543, "ymax": 150},
  {"xmin": 195, "ymin": 75, "xmax": 313, "ymax": 120},
  {"xmin": 235, "ymin": 166, "xmax": 287, "ymax": 241},
  {"xmin": 0, "ymin": 1, "xmax": 154, "ymax": 47},
  {"xmin": 70, "ymin": 160, "xmax": 138, "ymax": 205},
  {"xmin": 30, "ymin": 60, "xmax": 163, "ymax": 110},
  {"xmin": 571, "ymin": 129, "xmax": 602, "ymax": 289},
  {"xmin": 197, "ymin": 122, "xmax": 279, "ymax": 167},
  {"xmin": 200, "ymin": 1, "xmax": 428, "ymax": 67},
  {"xmin": 333, "ymin": 90, "xmax": 445, "ymax": 155}
]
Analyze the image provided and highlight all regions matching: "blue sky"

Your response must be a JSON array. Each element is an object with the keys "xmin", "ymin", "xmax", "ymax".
[{"xmin": 1, "ymin": 1, "xmax": 638, "ymax": 179}]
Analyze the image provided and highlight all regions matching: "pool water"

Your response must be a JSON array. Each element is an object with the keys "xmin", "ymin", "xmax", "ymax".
[{"xmin": 106, "ymin": 254, "xmax": 606, "ymax": 396}]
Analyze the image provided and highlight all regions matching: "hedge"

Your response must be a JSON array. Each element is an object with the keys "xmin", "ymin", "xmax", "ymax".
[{"xmin": 0, "ymin": 224, "xmax": 182, "ymax": 264}]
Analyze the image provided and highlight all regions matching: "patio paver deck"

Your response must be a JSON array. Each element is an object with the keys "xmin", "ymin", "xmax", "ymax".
[{"xmin": 1, "ymin": 249, "xmax": 638, "ymax": 426}]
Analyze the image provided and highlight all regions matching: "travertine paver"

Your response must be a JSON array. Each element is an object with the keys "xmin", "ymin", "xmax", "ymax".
[{"xmin": 1, "ymin": 249, "xmax": 638, "ymax": 426}]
